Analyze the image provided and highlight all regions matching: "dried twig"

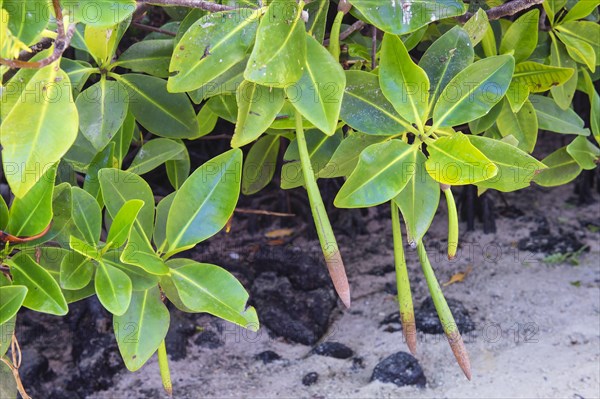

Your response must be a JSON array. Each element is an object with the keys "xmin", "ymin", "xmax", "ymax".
[
  {"xmin": 458, "ymin": 0, "xmax": 545, "ymax": 22},
  {"xmin": 235, "ymin": 208, "xmax": 296, "ymax": 217},
  {"xmin": 132, "ymin": 22, "xmax": 177, "ymax": 37},
  {"xmin": 137, "ymin": 0, "xmax": 235, "ymax": 12}
]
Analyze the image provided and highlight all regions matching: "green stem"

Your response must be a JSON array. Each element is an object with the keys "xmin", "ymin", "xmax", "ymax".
[
  {"xmin": 295, "ymin": 110, "xmax": 350, "ymax": 308},
  {"xmin": 442, "ymin": 185, "xmax": 459, "ymax": 259},
  {"xmin": 329, "ymin": 11, "xmax": 344, "ymax": 61},
  {"xmin": 417, "ymin": 242, "xmax": 471, "ymax": 380},
  {"xmin": 157, "ymin": 340, "xmax": 173, "ymax": 396},
  {"xmin": 391, "ymin": 202, "xmax": 416, "ymax": 355}
]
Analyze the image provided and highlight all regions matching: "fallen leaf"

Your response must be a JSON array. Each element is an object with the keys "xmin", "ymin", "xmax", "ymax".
[
  {"xmin": 264, "ymin": 228, "xmax": 295, "ymax": 239},
  {"xmin": 443, "ymin": 265, "xmax": 473, "ymax": 287}
]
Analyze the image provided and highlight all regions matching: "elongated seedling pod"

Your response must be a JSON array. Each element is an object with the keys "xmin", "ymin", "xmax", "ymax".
[
  {"xmin": 329, "ymin": 11, "xmax": 344, "ymax": 61},
  {"xmin": 158, "ymin": 340, "xmax": 173, "ymax": 396},
  {"xmin": 391, "ymin": 202, "xmax": 416, "ymax": 355},
  {"xmin": 295, "ymin": 111, "xmax": 351, "ymax": 308},
  {"xmin": 417, "ymin": 242, "xmax": 472, "ymax": 380},
  {"xmin": 441, "ymin": 184, "xmax": 458, "ymax": 259}
]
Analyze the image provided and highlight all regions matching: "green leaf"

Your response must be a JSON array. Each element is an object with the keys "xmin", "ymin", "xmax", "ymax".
[
  {"xmin": 1, "ymin": 64, "xmax": 78, "ymax": 197},
  {"xmin": 581, "ymin": 69, "xmax": 600, "ymax": 145},
  {"xmin": 531, "ymin": 94, "xmax": 590, "ymax": 135},
  {"xmin": 111, "ymin": 112, "xmax": 136, "ymax": 168},
  {"xmin": 116, "ymin": 39, "xmax": 174, "ymax": 78},
  {"xmin": 9, "ymin": 253, "xmax": 68, "ymax": 316},
  {"xmin": 69, "ymin": 235, "xmax": 102, "ymax": 260},
  {"xmin": 99, "ymin": 168, "xmax": 155, "ymax": 239},
  {"xmin": 433, "ymin": 55, "xmax": 515, "ymax": 128},
  {"xmin": 543, "ymin": 0, "xmax": 567, "ymax": 23},
  {"xmin": 534, "ymin": 147, "xmax": 582, "ymax": 186},
  {"xmin": 3, "ymin": 0, "xmax": 50, "ymax": 45},
  {"xmin": 168, "ymin": 10, "xmax": 259, "ymax": 92},
  {"xmin": 60, "ymin": 251, "xmax": 94, "ymax": 290},
  {"xmin": 168, "ymin": 259, "xmax": 259, "ymax": 330},
  {"xmin": 462, "ymin": 8, "xmax": 488, "ymax": 46},
  {"xmin": 121, "ymin": 228, "xmax": 170, "ymax": 276},
  {"xmin": 550, "ymin": 36, "xmax": 579, "ymax": 109},
  {"xmin": 71, "ymin": 0, "xmax": 136, "ymax": 27},
  {"xmin": 6, "ymin": 164, "xmax": 56, "ymax": 237},
  {"xmin": 394, "ymin": 151, "xmax": 440, "ymax": 245},
  {"xmin": 206, "ymin": 94, "xmax": 238, "ymax": 123},
  {"xmin": 153, "ymin": 193, "xmax": 175, "ymax": 252},
  {"xmin": 166, "ymin": 140, "xmax": 191, "ymax": 190},
  {"xmin": 556, "ymin": 30, "xmax": 596, "ymax": 71},
  {"xmin": 166, "ymin": 149, "xmax": 242, "ymax": 254},
  {"xmin": 195, "ymin": 105, "xmax": 219, "ymax": 138},
  {"xmin": 187, "ymin": 57, "xmax": 248, "ymax": 103},
  {"xmin": 232, "ymin": 80, "xmax": 285, "ymax": 147},
  {"xmin": 119, "ymin": 74, "xmax": 198, "ymax": 138},
  {"xmin": 481, "ymin": 20, "xmax": 497, "ymax": 57},
  {"xmin": 0, "ymin": 286, "xmax": 27, "ymax": 325},
  {"xmin": 76, "ymin": 79, "xmax": 129, "ymax": 151},
  {"xmin": 84, "ymin": 25, "xmax": 119, "ymax": 65},
  {"xmin": 566, "ymin": 136, "xmax": 600, "ymax": 170},
  {"xmin": 0, "ymin": 361, "xmax": 17, "ymax": 399},
  {"xmin": 319, "ymin": 132, "xmax": 389, "ymax": 179},
  {"xmin": 286, "ymin": 34, "xmax": 346, "ymax": 135},
  {"xmin": 425, "ymin": 133, "xmax": 498, "ymax": 185},
  {"xmin": 380, "ymin": 33, "xmax": 430, "ymax": 126},
  {"xmin": 95, "ymin": 260, "xmax": 132, "ymax": 316},
  {"xmin": 104, "ymin": 254, "xmax": 160, "ymax": 291},
  {"xmin": 419, "ymin": 26, "xmax": 474, "ymax": 106},
  {"xmin": 349, "ymin": 0, "xmax": 467, "ymax": 35},
  {"xmin": 306, "ymin": 0, "xmax": 329, "ymax": 43},
  {"xmin": 511, "ymin": 61, "xmax": 574, "ymax": 93},
  {"xmin": 61, "ymin": 58, "xmax": 93, "ymax": 96},
  {"xmin": 71, "ymin": 187, "xmax": 102, "ymax": 245},
  {"xmin": 561, "ymin": 0, "xmax": 600, "ymax": 23},
  {"xmin": 341, "ymin": 71, "xmax": 408, "ymax": 135},
  {"xmin": 468, "ymin": 101, "xmax": 503, "ymax": 135},
  {"xmin": 469, "ymin": 135, "xmax": 547, "ymax": 192},
  {"xmin": 497, "ymin": 98, "xmax": 538, "ymax": 153},
  {"xmin": 114, "ymin": 286, "xmax": 170, "ymax": 371},
  {"xmin": 244, "ymin": 0, "xmax": 307, "ymax": 87},
  {"xmin": 242, "ymin": 135, "xmax": 279, "ymax": 195},
  {"xmin": 556, "ymin": 21, "xmax": 599, "ymax": 68},
  {"xmin": 499, "ymin": 9, "xmax": 539, "ymax": 63},
  {"xmin": 106, "ymin": 200, "xmax": 145, "ymax": 249},
  {"xmin": 126, "ymin": 138, "xmax": 186, "ymax": 175},
  {"xmin": 0, "ymin": 196, "xmax": 8, "ymax": 230},
  {"xmin": 0, "ymin": 315, "xmax": 16, "ymax": 357},
  {"xmin": 83, "ymin": 143, "xmax": 116, "ymax": 208},
  {"xmin": 334, "ymin": 140, "xmax": 417, "ymax": 208}
]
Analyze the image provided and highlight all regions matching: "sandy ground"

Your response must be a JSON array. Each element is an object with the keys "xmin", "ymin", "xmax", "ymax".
[{"xmin": 92, "ymin": 184, "xmax": 600, "ymax": 399}]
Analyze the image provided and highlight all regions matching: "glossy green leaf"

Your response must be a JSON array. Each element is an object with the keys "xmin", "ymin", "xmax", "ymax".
[
  {"xmin": 349, "ymin": 0, "xmax": 467, "ymax": 35},
  {"xmin": 556, "ymin": 21, "xmax": 599, "ymax": 67},
  {"xmin": 0, "ymin": 314, "xmax": 16, "ymax": 357},
  {"xmin": 462, "ymin": 8, "xmax": 488, "ymax": 46},
  {"xmin": 319, "ymin": 132, "xmax": 389, "ymax": 179},
  {"xmin": 71, "ymin": 187, "xmax": 102, "ymax": 245},
  {"xmin": 0, "ymin": 196, "xmax": 8, "ymax": 230},
  {"xmin": 188, "ymin": 57, "xmax": 248, "ymax": 103},
  {"xmin": 119, "ymin": 74, "xmax": 198, "ymax": 138},
  {"xmin": 531, "ymin": 94, "xmax": 590, "ymax": 135},
  {"xmin": 59, "ymin": 251, "xmax": 94, "ymax": 290},
  {"xmin": 71, "ymin": 0, "xmax": 136, "ymax": 27},
  {"xmin": 505, "ymin": 79, "xmax": 531, "ymax": 113},
  {"xmin": 245, "ymin": 0, "xmax": 307, "ymax": 87},
  {"xmin": 550, "ymin": 36, "xmax": 578, "ymax": 109},
  {"xmin": 481, "ymin": 20, "xmax": 497, "ymax": 57},
  {"xmin": 497, "ymin": 98, "xmax": 538, "ymax": 153},
  {"xmin": 126, "ymin": 138, "xmax": 186, "ymax": 175},
  {"xmin": 556, "ymin": 31, "xmax": 596, "ymax": 71},
  {"xmin": 1, "ymin": 64, "xmax": 78, "ymax": 197},
  {"xmin": 168, "ymin": 10, "xmax": 260, "ymax": 92},
  {"xmin": 121, "ymin": 229, "xmax": 170, "ymax": 276},
  {"xmin": 61, "ymin": 58, "xmax": 93, "ymax": 96},
  {"xmin": 512, "ymin": 61, "xmax": 574, "ymax": 94},
  {"xmin": 6, "ymin": 164, "xmax": 56, "ymax": 237},
  {"xmin": 69, "ymin": 235, "xmax": 102, "ymax": 260},
  {"xmin": 334, "ymin": 140, "xmax": 417, "ymax": 208},
  {"xmin": 394, "ymin": 151, "xmax": 439, "ymax": 245},
  {"xmin": 0, "ymin": 361, "xmax": 16, "ymax": 399},
  {"xmin": 166, "ymin": 140, "xmax": 191, "ymax": 190},
  {"xmin": 114, "ymin": 286, "xmax": 170, "ymax": 371},
  {"xmin": 341, "ymin": 71, "xmax": 408, "ymax": 135},
  {"xmin": 581, "ymin": 69, "xmax": 600, "ymax": 144},
  {"xmin": 76, "ymin": 79, "xmax": 128, "ymax": 151},
  {"xmin": 83, "ymin": 143, "xmax": 116, "ymax": 208},
  {"xmin": 9, "ymin": 253, "xmax": 68, "ymax": 316},
  {"xmin": 242, "ymin": 135, "xmax": 279, "ymax": 195},
  {"xmin": 534, "ymin": 147, "xmax": 582, "ymax": 187},
  {"xmin": 425, "ymin": 133, "xmax": 498, "ymax": 185},
  {"xmin": 106, "ymin": 200, "xmax": 144, "ymax": 249},
  {"xmin": 166, "ymin": 149, "xmax": 242, "ymax": 253},
  {"xmin": 469, "ymin": 135, "xmax": 547, "ymax": 192},
  {"xmin": 116, "ymin": 39, "xmax": 173, "ymax": 78},
  {"xmin": 499, "ymin": 9, "xmax": 539, "ymax": 63},
  {"xmin": 3, "ymin": 0, "xmax": 50, "ymax": 45},
  {"xmin": 111, "ymin": 112, "xmax": 136, "ymax": 168},
  {"xmin": 104, "ymin": 255, "xmax": 160, "ymax": 291},
  {"xmin": 169, "ymin": 260, "xmax": 259, "ymax": 330},
  {"xmin": 232, "ymin": 80, "xmax": 285, "ymax": 147},
  {"xmin": 0, "ymin": 286, "xmax": 27, "ymax": 325},
  {"xmin": 561, "ymin": 0, "xmax": 600, "ymax": 23},
  {"xmin": 419, "ymin": 26, "xmax": 474, "ymax": 106},
  {"xmin": 40, "ymin": 183, "xmax": 73, "ymax": 246},
  {"xmin": 286, "ymin": 34, "xmax": 346, "ymax": 135},
  {"xmin": 468, "ymin": 101, "xmax": 502, "ymax": 134},
  {"xmin": 84, "ymin": 25, "xmax": 119, "ymax": 65},
  {"xmin": 95, "ymin": 260, "xmax": 132, "ymax": 316},
  {"xmin": 195, "ymin": 105, "xmax": 219, "ymax": 138},
  {"xmin": 567, "ymin": 136, "xmax": 600, "ymax": 170},
  {"xmin": 206, "ymin": 94, "xmax": 238, "ymax": 123},
  {"xmin": 306, "ymin": 0, "xmax": 329, "ymax": 43},
  {"xmin": 99, "ymin": 168, "xmax": 155, "ymax": 239},
  {"xmin": 543, "ymin": 0, "xmax": 567, "ymax": 23},
  {"xmin": 380, "ymin": 33, "xmax": 430, "ymax": 126},
  {"xmin": 433, "ymin": 55, "xmax": 515, "ymax": 128},
  {"xmin": 153, "ymin": 193, "xmax": 175, "ymax": 252}
]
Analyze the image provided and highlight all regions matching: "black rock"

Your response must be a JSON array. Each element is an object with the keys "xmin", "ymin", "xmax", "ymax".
[
  {"xmin": 251, "ymin": 272, "xmax": 336, "ymax": 345},
  {"xmin": 518, "ymin": 230, "xmax": 587, "ymax": 255},
  {"xmin": 371, "ymin": 352, "xmax": 426, "ymax": 387},
  {"xmin": 415, "ymin": 297, "xmax": 475, "ymax": 335},
  {"xmin": 352, "ymin": 357, "xmax": 365, "ymax": 370},
  {"xmin": 302, "ymin": 372, "xmax": 319, "ymax": 386},
  {"xmin": 19, "ymin": 348, "xmax": 49, "ymax": 386},
  {"xmin": 255, "ymin": 350, "xmax": 282, "ymax": 364},
  {"xmin": 194, "ymin": 330, "xmax": 223, "ymax": 349},
  {"xmin": 312, "ymin": 342, "xmax": 354, "ymax": 359}
]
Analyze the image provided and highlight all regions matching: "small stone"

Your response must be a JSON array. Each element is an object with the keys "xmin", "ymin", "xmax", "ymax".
[
  {"xmin": 19, "ymin": 348, "xmax": 49, "ymax": 385},
  {"xmin": 255, "ymin": 350, "xmax": 281, "ymax": 364},
  {"xmin": 351, "ymin": 357, "xmax": 365, "ymax": 370},
  {"xmin": 415, "ymin": 297, "xmax": 475, "ymax": 335},
  {"xmin": 302, "ymin": 372, "xmax": 319, "ymax": 386},
  {"xmin": 194, "ymin": 331, "xmax": 223, "ymax": 349},
  {"xmin": 312, "ymin": 342, "xmax": 354, "ymax": 359},
  {"xmin": 371, "ymin": 352, "xmax": 426, "ymax": 387}
]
